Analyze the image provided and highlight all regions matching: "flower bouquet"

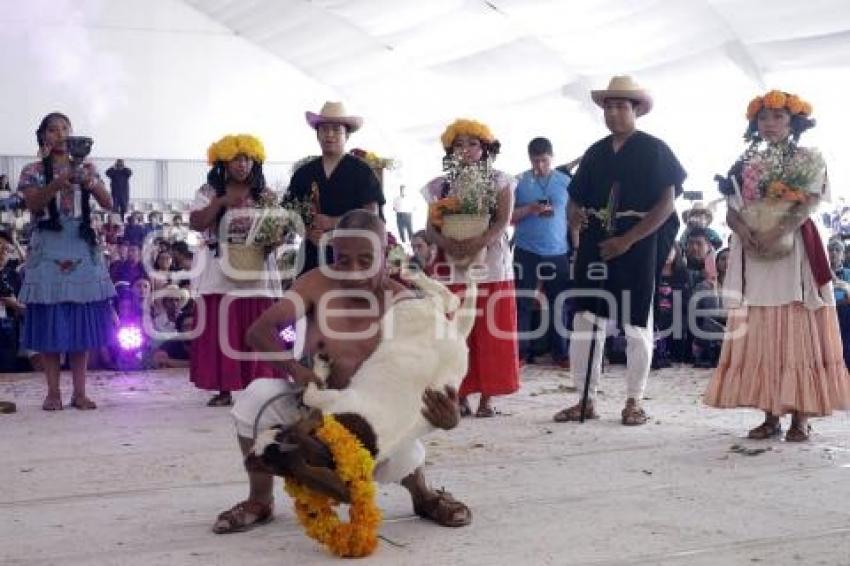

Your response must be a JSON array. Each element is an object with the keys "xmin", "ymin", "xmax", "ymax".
[
  {"xmin": 736, "ymin": 144, "xmax": 826, "ymax": 259},
  {"xmin": 429, "ymin": 154, "xmax": 497, "ymax": 267},
  {"xmin": 350, "ymin": 148, "xmax": 398, "ymax": 171}
]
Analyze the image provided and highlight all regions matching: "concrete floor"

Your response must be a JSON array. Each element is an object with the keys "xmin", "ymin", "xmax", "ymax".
[{"xmin": 2, "ymin": 364, "xmax": 850, "ymax": 566}]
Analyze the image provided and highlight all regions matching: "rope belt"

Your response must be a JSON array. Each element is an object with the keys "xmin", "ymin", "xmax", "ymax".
[{"xmin": 586, "ymin": 208, "xmax": 648, "ymax": 220}]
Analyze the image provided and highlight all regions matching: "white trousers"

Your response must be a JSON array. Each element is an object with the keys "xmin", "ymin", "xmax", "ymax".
[
  {"xmin": 231, "ymin": 379, "xmax": 425, "ymax": 484},
  {"xmin": 569, "ymin": 310, "xmax": 654, "ymax": 401}
]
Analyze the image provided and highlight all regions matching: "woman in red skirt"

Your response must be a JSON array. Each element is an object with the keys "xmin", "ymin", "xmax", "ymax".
[
  {"xmin": 423, "ymin": 119, "xmax": 520, "ymax": 417},
  {"xmin": 188, "ymin": 134, "xmax": 283, "ymax": 406}
]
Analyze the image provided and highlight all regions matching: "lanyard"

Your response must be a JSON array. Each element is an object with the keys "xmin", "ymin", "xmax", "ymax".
[{"xmin": 533, "ymin": 173, "xmax": 552, "ymax": 200}]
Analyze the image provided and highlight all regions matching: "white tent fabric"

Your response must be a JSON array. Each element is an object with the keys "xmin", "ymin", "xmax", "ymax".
[{"xmin": 2, "ymin": 0, "xmax": 849, "ymax": 203}]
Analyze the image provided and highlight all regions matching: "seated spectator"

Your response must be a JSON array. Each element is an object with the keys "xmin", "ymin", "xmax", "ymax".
[
  {"xmin": 122, "ymin": 212, "xmax": 147, "ymax": 248},
  {"xmin": 716, "ymin": 248, "xmax": 730, "ymax": 289},
  {"xmin": 168, "ymin": 213, "xmax": 189, "ymax": 242},
  {"xmin": 114, "ymin": 239, "xmax": 129, "ymax": 263},
  {"xmin": 680, "ymin": 202, "xmax": 723, "ymax": 250},
  {"xmin": 653, "ymin": 242, "xmax": 690, "ymax": 368},
  {"xmin": 169, "ymin": 240, "xmax": 194, "ymax": 288},
  {"xmin": 110, "ymin": 243, "xmax": 146, "ymax": 284},
  {"xmin": 684, "ymin": 227, "xmax": 717, "ymax": 288},
  {"xmin": 156, "ymin": 238, "xmax": 172, "ymax": 254},
  {"xmin": 103, "ymin": 213, "xmax": 123, "ymax": 245},
  {"xmin": 151, "ymin": 250, "xmax": 175, "ymax": 291},
  {"xmin": 0, "ymin": 229, "xmax": 27, "ymax": 372},
  {"xmin": 843, "ymin": 240, "xmax": 850, "ymax": 270},
  {"xmin": 131, "ymin": 276, "xmax": 153, "ymax": 313},
  {"xmin": 830, "ymin": 239, "xmax": 850, "ymax": 304},
  {"xmin": 152, "ymin": 284, "xmax": 191, "ymax": 328},
  {"xmin": 410, "ymin": 229, "xmax": 436, "ymax": 274},
  {"xmin": 151, "ymin": 285, "xmax": 194, "ymax": 369},
  {"xmin": 828, "ymin": 239, "xmax": 850, "ymax": 368},
  {"xmin": 684, "ymin": 228, "xmax": 723, "ymax": 368},
  {"xmin": 145, "ymin": 212, "xmax": 164, "ymax": 240}
]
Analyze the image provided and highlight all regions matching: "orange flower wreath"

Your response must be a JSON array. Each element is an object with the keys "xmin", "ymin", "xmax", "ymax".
[{"xmin": 284, "ymin": 414, "xmax": 382, "ymax": 558}]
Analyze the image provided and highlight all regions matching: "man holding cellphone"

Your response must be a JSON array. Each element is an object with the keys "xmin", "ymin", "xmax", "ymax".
[{"xmin": 511, "ymin": 137, "xmax": 578, "ymax": 368}]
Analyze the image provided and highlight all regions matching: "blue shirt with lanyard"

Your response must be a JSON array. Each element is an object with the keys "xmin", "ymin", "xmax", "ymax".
[{"xmin": 513, "ymin": 169, "xmax": 571, "ymax": 256}]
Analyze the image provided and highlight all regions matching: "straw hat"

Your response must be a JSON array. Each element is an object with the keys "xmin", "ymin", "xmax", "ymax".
[
  {"xmin": 306, "ymin": 101, "xmax": 363, "ymax": 132},
  {"xmin": 591, "ymin": 75, "xmax": 653, "ymax": 116},
  {"xmin": 160, "ymin": 284, "xmax": 191, "ymax": 310},
  {"xmin": 682, "ymin": 201, "xmax": 713, "ymax": 225}
]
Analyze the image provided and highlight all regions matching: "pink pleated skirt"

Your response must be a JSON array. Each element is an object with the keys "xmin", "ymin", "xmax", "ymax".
[
  {"xmin": 189, "ymin": 294, "xmax": 285, "ymax": 392},
  {"xmin": 705, "ymin": 303, "xmax": 850, "ymax": 416}
]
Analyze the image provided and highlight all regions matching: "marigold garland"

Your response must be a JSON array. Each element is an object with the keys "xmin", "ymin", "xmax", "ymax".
[
  {"xmin": 283, "ymin": 414, "xmax": 382, "ymax": 558},
  {"xmin": 440, "ymin": 118, "xmax": 496, "ymax": 150},
  {"xmin": 207, "ymin": 133, "xmax": 266, "ymax": 165},
  {"xmin": 745, "ymin": 89, "xmax": 813, "ymax": 121}
]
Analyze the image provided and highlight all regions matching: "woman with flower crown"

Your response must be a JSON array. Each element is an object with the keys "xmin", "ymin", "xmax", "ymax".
[
  {"xmin": 188, "ymin": 134, "xmax": 283, "ymax": 407},
  {"xmin": 704, "ymin": 91, "xmax": 850, "ymax": 441},
  {"xmin": 423, "ymin": 119, "xmax": 519, "ymax": 418}
]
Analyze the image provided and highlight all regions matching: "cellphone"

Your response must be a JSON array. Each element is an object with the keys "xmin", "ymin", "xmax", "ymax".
[{"xmin": 537, "ymin": 199, "xmax": 554, "ymax": 217}]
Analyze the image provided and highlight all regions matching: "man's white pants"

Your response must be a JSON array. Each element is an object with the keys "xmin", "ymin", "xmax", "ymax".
[
  {"xmin": 231, "ymin": 379, "xmax": 426, "ymax": 484},
  {"xmin": 569, "ymin": 309, "xmax": 654, "ymax": 401}
]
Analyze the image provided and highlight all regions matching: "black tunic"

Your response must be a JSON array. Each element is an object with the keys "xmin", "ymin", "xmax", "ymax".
[
  {"xmin": 569, "ymin": 130, "xmax": 686, "ymax": 328},
  {"xmin": 286, "ymin": 154, "xmax": 385, "ymax": 274}
]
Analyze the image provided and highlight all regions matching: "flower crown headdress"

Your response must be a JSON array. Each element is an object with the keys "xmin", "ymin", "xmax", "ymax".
[
  {"xmin": 745, "ymin": 90, "xmax": 813, "ymax": 121},
  {"xmin": 207, "ymin": 134, "xmax": 266, "ymax": 165},
  {"xmin": 440, "ymin": 119, "xmax": 496, "ymax": 150}
]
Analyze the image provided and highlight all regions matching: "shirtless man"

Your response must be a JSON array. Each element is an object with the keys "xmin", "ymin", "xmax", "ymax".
[{"xmin": 212, "ymin": 210, "xmax": 472, "ymax": 533}]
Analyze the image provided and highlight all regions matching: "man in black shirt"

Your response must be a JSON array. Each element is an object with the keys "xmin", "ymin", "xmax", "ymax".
[
  {"xmin": 106, "ymin": 159, "xmax": 132, "ymax": 216},
  {"xmin": 285, "ymin": 102, "xmax": 385, "ymax": 275},
  {"xmin": 552, "ymin": 76, "xmax": 686, "ymax": 426}
]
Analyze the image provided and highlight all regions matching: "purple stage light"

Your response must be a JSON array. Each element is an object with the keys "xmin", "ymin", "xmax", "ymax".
[
  {"xmin": 279, "ymin": 324, "xmax": 296, "ymax": 349},
  {"xmin": 117, "ymin": 325, "xmax": 144, "ymax": 351}
]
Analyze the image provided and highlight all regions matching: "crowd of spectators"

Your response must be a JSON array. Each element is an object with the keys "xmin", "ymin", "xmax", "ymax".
[{"xmin": 0, "ymin": 207, "xmax": 197, "ymax": 373}]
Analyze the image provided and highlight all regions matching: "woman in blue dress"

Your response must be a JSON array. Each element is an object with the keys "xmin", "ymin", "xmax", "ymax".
[{"xmin": 18, "ymin": 112, "xmax": 116, "ymax": 410}]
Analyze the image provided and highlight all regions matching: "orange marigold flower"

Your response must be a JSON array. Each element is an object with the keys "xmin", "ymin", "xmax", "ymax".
[
  {"xmin": 746, "ymin": 97, "xmax": 763, "ymax": 120},
  {"xmin": 428, "ymin": 196, "xmax": 460, "ymax": 227},
  {"xmin": 440, "ymin": 118, "xmax": 496, "ymax": 149},
  {"xmin": 763, "ymin": 90, "xmax": 787, "ymax": 109},
  {"xmin": 283, "ymin": 415, "xmax": 381, "ymax": 558},
  {"xmin": 786, "ymin": 94, "xmax": 804, "ymax": 114},
  {"xmin": 801, "ymin": 101, "xmax": 813, "ymax": 116}
]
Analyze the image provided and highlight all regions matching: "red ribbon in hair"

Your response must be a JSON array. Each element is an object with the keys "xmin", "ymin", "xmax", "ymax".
[{"xmin": 800, "ymin": 219, "xmax": 832, "ymax": 287}]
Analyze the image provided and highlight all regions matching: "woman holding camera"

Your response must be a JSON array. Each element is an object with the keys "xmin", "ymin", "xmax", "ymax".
[
  {"xmin": 705, "ymin": 91, "xmax": 850, "ymax": 440},
  {"xmin": 17, "ymin": 112, "xmax": 115, "ymax": 410}
]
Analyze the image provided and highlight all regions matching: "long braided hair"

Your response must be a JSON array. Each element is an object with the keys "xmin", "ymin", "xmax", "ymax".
[
  {"xmin": 35, "ymin": 112, "xmax": 97, "ymax": 248},
  {"xmin": 206, "ymin": 159, "xmax": 266, "ymax": 253}
]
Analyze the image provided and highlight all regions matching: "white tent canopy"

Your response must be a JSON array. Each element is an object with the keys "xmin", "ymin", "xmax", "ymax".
[{"xmin": 1, "ymin": 0, "xmax": 849, "ymax": 203}]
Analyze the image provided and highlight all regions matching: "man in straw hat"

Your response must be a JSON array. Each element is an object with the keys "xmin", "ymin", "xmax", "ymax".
[
  {"xmin": 552, "ymin": 75, "xmax": 687, "ymax": 426},
  {"xmin": 286, "ymin": 101, "xmax": 385, "ymax": 275},
  {"xmin": 680, "ymin": 201, "xmax": 722, "ymax": 250}
]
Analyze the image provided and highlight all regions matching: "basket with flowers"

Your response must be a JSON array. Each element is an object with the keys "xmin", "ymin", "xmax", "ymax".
[
  {"xmin": 736, "ymin": 143, "xmax": 826, "ymax": 259},
  {"xmin": 222, "ymin": 191, "xmax": 288, "ymax": 278},
  {"xmin": 428, "ymin": 153, "xmax": 497, "ymax": 266}
]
